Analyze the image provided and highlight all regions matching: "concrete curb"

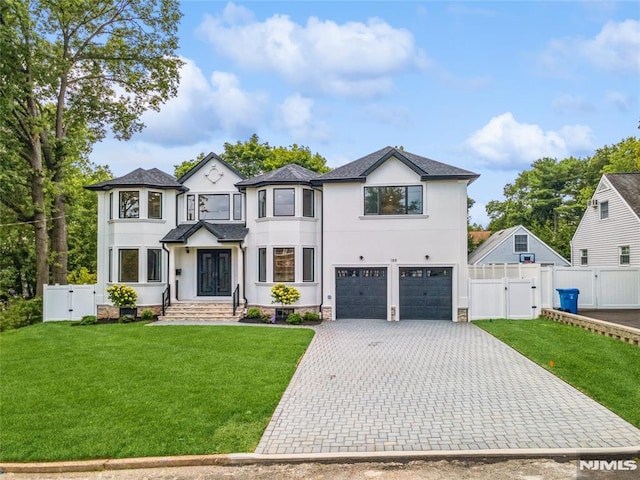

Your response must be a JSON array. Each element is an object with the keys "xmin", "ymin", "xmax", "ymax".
[{"xmin": 2, "ymin": 447, "xmax": 639, "ymax": 474}]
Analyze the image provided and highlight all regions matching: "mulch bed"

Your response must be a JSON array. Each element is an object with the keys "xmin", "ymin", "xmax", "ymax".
[{"xmin": 238, "ymin": 317, "xmax": 322, "ymax": 326}]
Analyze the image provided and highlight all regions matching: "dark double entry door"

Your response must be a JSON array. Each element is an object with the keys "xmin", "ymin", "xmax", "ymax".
[{"xmin": 197, "ymin": 249, "xmax": 231, "ymax": 296}]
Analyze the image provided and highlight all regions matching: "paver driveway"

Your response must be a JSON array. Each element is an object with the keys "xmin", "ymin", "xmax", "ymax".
[{"xmin": 256, "ymin": 320, "xmax": 640, "ymax": 454}]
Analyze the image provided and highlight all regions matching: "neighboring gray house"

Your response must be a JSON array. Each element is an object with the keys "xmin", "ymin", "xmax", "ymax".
[
  {"xmin": 468, "ymin": 225, "xmax": 570, "ymax": 266},
  {"xmin": 571, "ymin": 173, "xmax": 640, "ymax": 267}
]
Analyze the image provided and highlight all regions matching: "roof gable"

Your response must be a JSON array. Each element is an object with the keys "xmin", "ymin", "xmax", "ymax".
[
  {"xmin": 313, "ymin": 146, "xmax": 479, "ymax": 184},
  {"xmin": 177, "ymin": 152, "xmax": 246, "ymax": 184},
  {"xmin": 86, "ymin": 168, "xmax": 186, "ymax": 192},
  {"xmin": 161, "ymin": 221, "xmax": 249, "ymax": 243},
  {"xmin": 468, "ymin": 225, "xmax": 569, "ymax": 265}
]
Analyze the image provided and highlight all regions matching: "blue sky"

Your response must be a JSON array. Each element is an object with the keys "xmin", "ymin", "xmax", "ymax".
[{"xmin": 91, "ymin": 1, "xmax": 640, "ymax": 226}]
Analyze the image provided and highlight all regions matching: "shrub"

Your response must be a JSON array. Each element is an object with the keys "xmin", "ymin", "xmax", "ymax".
[
  {"xmin": 78, "ymin": 315, "xmax": 97, "ymax": 326},
  {"xmin": 270, "ymin": 284, "xmax": 300, "ymax": 306},
  {"xmin": 0, "ymin": 297, "xmax": 43, "ymax": 332},
  {"xmin": 261, "ymin": 314, "xmax": 276, "ymax": 324},
  {"xmin": 106, "ymin": 284, "xmax": 137, "ymax": 308},
  {"xmin": 286, "ymin": 313, "xmax": 303, "ymax": 325},
  {"xmin": 140, "ymin": 309, "xmax": 154, "ymax": 321},
  {"xmin": 303, "ymin": 311, "xmax": 320, "ymax": 322},
  {"xmin": 119, "ymin": 314, "xmax": 135, "ymax": 324},
  {"xmin": 67, "ymin": 267, "xmax": 97, "ymax": 285},
  {"xmin": 247, "ymin": 307, "xmax": 262, "ymax": 319}
]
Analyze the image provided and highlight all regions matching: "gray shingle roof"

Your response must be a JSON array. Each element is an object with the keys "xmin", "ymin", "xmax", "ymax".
[
  {"xmin": 468, "ymin": 226, "xmax": 519, "ymax": 264},
  {"xmin": 605, "ymin": 173, "xmax": 640, "ymax": 219},
  {"xmin": 235, "ymin": 164, "xmax": 320, "ymax": 188},
  {"xmin": 86, "ymin": 168, "xmax": 186, "ymax": 192},
  {"xmin": 313, "ymin": 146, "xmax": 479, "ymax": 184},
  {"xmin": 161, "ymin": 222, "xmax": 249, "ymax": 243}
]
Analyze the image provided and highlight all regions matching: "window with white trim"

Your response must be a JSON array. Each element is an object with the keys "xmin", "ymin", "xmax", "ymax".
[
  {"xmin": 600, "ymin": 201, "xmax": 609, "ymax": 219},
  {"xmin": 258, "ymin": 248, "xmax": 266, "ymax": 282},
  {"xmin": 148, "ymin": 192, "xmax": 162, "ymax": 219},
  {"xmin": 147, "ymin": 249, "xmax": 162, "ymax": 282},
  {"xmin": 514, "ymin": 234, "xmax": 528, "ymax": 253},
  {"xmin": 119, "ymin": 249, "xmax": 139, "ymax": 282},
  {"xmin": 233, "ymin": 194, "xmax": 242, "ymax": 220},
  {"xmin": 199, "ymin": 194, "xmax": 230, "ymax": 220},
  {"xmin": 620, "ymin": 246, "xmax": 630, "ymax": 265},
  {"xmin": 258, "ymin": 190, "xmax": 266, "ymax": 218},
  {"xmin": 580, "ymin": 249, "xmax": 588, "ymax": 266},
  {"xmin": 119, "ymin": 191, "xmax": 139, "ymax": 218},
  {"xmin": 273, "ymin": 248, "xmax": 294, "ymax": 282},
  {"xmin": 274, "ymin": 188, "xmax": 295, "ymax": 216},
  {"xmin": 303, "ymin": 189, "xmax": 314, "ymax": 217},
  {"xmin": 303, "ymin": 248, "xmax": 314, "ymax": 282},
  {"xmin": 364, "ymin": 186, "xmax": 423, "ymax": 215}
]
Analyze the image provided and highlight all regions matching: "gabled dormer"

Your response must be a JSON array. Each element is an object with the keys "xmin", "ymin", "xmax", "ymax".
[{"xmin": 176, "ymin": 153, "xmax": 246, "ymax": 224}]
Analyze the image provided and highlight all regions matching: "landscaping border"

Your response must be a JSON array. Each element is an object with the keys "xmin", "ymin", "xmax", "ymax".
[{"xmin": 541, "ymin": 308, "xmax": 640, "ymax": 345}]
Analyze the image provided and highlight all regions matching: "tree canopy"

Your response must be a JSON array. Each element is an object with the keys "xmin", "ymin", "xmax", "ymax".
[
  {"xmin": 174, "ymin": 134, "xmax": 331, "ymax": 179},
  {"xmin": 0, "ymin": 0, "xmax": 182, "ymax": 296},
  {"xmin": 485, "ymin": 137, "xmax": 639, "ymax": 259}
]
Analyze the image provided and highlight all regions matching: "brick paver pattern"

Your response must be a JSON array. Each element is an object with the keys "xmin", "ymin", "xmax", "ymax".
[{"xmin": 256, "ymin": 320, "xmax": 640, "ymax": 454}]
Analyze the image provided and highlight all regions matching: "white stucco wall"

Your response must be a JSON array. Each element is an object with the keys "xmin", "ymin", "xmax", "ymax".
[
  {"xmin": 321, "ymin": 157, "xmax": 470, "ymax": 321},
  {"xmin": 243, "ymin": 186, "xmax": 322, "ymax": 308},
  {"xmin": 95, "ymin": 188, "xmax": 177, "ymax": 306}
]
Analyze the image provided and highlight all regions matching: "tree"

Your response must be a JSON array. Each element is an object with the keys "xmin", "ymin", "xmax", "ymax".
[
  {"xmin": 1, "ymin": 0, "xmax": 182, "ymax": 295},
  {"xmin": 485, "ymin": 137, "xmax": 639, "ymax": 259},
  {"xmin": 174, "ymin": 135, "xmax": 331, "ymax": 179},
  {"xmin": 221, "ymin": 134, "xmax": 330, "ymax": 177}
]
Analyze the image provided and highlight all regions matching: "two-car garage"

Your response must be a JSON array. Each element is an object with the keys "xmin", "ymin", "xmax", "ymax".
[{"xmin": 335, "ymin": 267, "xmax": 453, "ymax": 320}]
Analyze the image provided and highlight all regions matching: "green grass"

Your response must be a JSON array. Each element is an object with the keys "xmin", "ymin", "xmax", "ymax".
[
  {"xmin": 0, "ymin": 322, "xmax": 314, "ymax": 462},
  {"xmin": 474, "ymin": 319, "xmax": 640, "ymax": 428}
]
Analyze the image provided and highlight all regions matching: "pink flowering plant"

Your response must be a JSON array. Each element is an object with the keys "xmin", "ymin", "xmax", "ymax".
[{"xmin": 106, "ymin": 284, "xmax": 137, "ymax": 308}]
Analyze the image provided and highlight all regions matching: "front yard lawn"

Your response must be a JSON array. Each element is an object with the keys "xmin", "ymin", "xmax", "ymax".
[
  {"xmin": 0, "ymin": 322, "xmax": 314, "ymax": 462},
  {"xmin": 474, "ymin": 319, "xmax": 640, "ymax": 428}
]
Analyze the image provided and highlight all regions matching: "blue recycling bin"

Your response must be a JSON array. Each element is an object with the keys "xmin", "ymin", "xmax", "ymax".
[{"xmin": 557, "ymin": 288, "xmax": 580, "ymax": 314}]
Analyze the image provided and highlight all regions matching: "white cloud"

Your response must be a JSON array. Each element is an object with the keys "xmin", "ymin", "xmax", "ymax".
[
  {"xmin": 275, "ymin": 93, "xmax": 329, "ymax": 141},
  {"xmin": 139, "ymin": 58, "xmax": 267, "ymax": 145},
  {"xmin": 465, "ymin": 112, "xmax": 594, "ymax": 169},
  {"xmin": 197, "ymin": 3, "xmax": 428, "ymax": 97},
  {"xmin": 552, "ymin": 94, "xmax": 596, "ymax": 114},
  {"xmin": 604, "ymin": 90, "xmax": 635, "ymax": 112},
  {"xmin": 538, "ymin": 19, "xmax": 640, "ymax": 76}
]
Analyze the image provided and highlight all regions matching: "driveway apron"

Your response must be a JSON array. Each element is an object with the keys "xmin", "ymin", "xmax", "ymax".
[{"xmin": 256, "ymin": 320, "xmax": 640, "ymax": 454}]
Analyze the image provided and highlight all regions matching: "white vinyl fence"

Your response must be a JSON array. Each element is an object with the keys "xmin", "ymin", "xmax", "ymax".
[
  {"xmin": 554, "ymin": 267, "xmax": 640, "ymax": 309},
  {"xmin": 468, "ymin": 264, "xmax": 639, "ymax": 320},
  {"xmin": 43, "ymin": 284, "xmax": 96, "ymax": 321}
]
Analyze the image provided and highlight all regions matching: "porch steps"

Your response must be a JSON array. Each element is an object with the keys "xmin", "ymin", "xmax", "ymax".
[{"xmin": 158, "ymin": 302, "xmax": 245, "ymax": 322}]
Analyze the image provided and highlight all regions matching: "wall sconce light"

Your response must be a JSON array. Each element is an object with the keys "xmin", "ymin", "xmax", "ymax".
[
  {"xmin": 186, "ymin": 247, "xmax": 190, "ymax": 254},
  {"xmin": 425, "ymin": 255, "xmax": 430, "ymax": 260},
  {"xmin": 359, "ymin": 255, "xmax": 364, "ymax": 260}
]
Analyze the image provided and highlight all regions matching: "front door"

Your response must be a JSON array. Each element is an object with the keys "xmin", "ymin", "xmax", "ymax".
[{"xmin": 197, "ymin": 249, "xmax": 231, "ymax": 296}]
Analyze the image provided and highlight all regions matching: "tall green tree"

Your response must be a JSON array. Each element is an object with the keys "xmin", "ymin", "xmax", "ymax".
[
  {"xmin": 486, "ymin": 137, "xmax": 639, "ymax": 259},
  {"xmin": 0, "ymin": 0, "xmax": 182, "ymax": 295},
  {"xmin": 175, "ymin": 135, "xmax": 331, "ymax": 179},
  {"xmin": 220, "ymin": 134, "xmax": 330, "ymax": 177}
]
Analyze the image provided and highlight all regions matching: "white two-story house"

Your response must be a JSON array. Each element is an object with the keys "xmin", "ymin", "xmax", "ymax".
[
  {"xmin": 571, "ymin": 173, "xmax": 640, "ymax": 267},
  {"xmin": 87, "ymin": 147, "xmax": 479, "ymax": 321}
]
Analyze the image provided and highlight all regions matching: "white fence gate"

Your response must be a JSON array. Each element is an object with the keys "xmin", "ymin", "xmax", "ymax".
[
  {"xmin": 469, "ymin": 264, "xmax": 640, "ymax": 320},
  {"xmin": 43, "ymin": 284, "xmax": 96, "ymax": 321},
  {"xmin": 468, "ymin": 278, "xmax": 539, "ymax": 320}
]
